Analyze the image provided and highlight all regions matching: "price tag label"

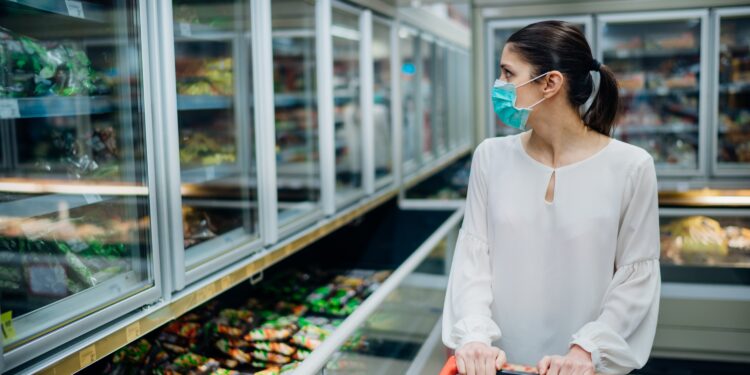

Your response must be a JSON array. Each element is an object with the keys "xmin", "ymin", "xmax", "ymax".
[
  {"xmin": 220, "ymin": 276, "xmax": 231, "ymax": 291},
  {"xmin": 179, "ymin": 22, "xmax": 192, "ymax": 36},
  {"xmin": 125, "ymin": 322, "xmax": 141, "ymax": 342},
  {"xmin": 1, "ymin": 311, "xmax": 16, "ymax": 340},
  {"xmin": 79, "ymin": 345, "xmax": 97, "ymax": 367},
  {"xmin": 197, "ymin": 284, "xmax": 215, "ymax": 302},
  {"xmin": 0, "ymin": 99, "xmax": 20, "ymax": 119},
  {"xmin": 65, "ymin": 1, "xmax": 85, "ymax": 19},
  {"xmin": 83, "ymin": 194, "xmax": 103, "ymax": 204}
]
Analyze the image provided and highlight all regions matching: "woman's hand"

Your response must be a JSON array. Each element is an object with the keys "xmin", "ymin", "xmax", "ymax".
[
  {"xmin": 455, "ymin": 342, "xmax": 507, "ymax": 375},
  {"xmin": 537, "ymin": 344, "xmax": 595, "ymax": 375}
]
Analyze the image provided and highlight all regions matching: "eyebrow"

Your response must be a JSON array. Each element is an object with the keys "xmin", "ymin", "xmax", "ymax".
[{"xmin": 500, "ymin": 63, "xmax": 512, "ymax": 71}]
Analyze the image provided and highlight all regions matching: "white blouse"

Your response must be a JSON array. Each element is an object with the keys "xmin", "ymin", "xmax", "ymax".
[{"xmin": 442, "ymin": 132, "xmax": 661, "ymax": 374}]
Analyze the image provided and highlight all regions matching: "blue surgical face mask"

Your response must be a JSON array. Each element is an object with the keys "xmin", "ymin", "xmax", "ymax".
[{"xmin": 491, "ymin": 72, "xmax": 550, "ymax": 130}]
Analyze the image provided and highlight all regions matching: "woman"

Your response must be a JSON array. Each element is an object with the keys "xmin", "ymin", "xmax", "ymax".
[{"xmin": 442, "ymin": 21, "xmax": 660, "ymax": 375}]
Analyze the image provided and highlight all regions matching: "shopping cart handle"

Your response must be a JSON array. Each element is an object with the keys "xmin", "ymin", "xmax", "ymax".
[{"xmin": 440, "ymin": 356, "xmax": 539, "ymax": 375}]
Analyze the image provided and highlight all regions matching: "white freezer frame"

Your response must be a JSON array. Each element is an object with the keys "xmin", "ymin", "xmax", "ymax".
[{"xmin": 711, "ymin": 7, "xmax": 750, "ymax": 177}]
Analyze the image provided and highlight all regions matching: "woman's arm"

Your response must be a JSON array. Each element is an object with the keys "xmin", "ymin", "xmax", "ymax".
[
  {"xmin": 568, "ymin": 156, "xmax": 661, "ymax": 374},
  {"xmin": 442, "ymin": 140, "xmax": 502, "ymax": 350}
]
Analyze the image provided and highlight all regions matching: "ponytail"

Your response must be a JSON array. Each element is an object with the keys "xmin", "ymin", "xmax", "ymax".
[{"xmin": 583, "ymin": 64, "xmax": 620, "ymax": 137}]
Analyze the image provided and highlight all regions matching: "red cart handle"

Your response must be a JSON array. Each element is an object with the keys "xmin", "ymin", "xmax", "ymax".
[{"xmin": 440, "ymin": 355, "xmax": 539, "ymax": 375}]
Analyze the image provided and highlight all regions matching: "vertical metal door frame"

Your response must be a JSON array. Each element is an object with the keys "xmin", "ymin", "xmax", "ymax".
[
  {"xmin": 316, "ymin": 0, "xmax": 336, "ymax": 216},
  {"xmin": 360, "ymin": 10, "xmax": 375, "ymax": 195},
  {"xmin": 392, "ymin": 20, "xmax": 404, "ymax": 193},
  {"xmin": 252, "ymin": 0, "xmax": 279, "ymax": 245}
]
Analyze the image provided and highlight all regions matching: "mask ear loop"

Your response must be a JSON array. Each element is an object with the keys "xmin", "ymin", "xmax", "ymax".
[
  {"xmin": 580, "ymin": 70, "xmax": 600, "ymax": 116},
  {"xmin": 517, "ymin": 71, "xmax": 551, "ymax": 110},
  {"xmin": 516, "ymin": 71, "xmax": 551, "ymax": 88}
]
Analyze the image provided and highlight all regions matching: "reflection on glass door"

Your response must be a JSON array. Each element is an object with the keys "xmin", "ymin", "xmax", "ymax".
[
  {"xmin": 0, "ymin": 0, "xmax": 154, "ymax": 350},
  {"xmin": 433, "ymin": 43, "xmax": 449, "ymax": 155},
  {"xmin": 600, "ymin": 13, "xmax": 706, "ymax": 172},
  {"xmin": 399, "ymin": 27, "xmax": 418, "ymax": 174},
  {"xmin": 332, "ymin": 5, "xmax": 363, "ymax": 206},
  {"xmin": 272, "ymin": 0, "xmax": 320, "ymax": 227},
  {"xmin": 717, "ymin": 10, "xmax": 750, "ymax": 171},
  {"xmin": 420, "ymin": 36, "xmax": 434, "ymax": 163},
  {"xmin": 172, "ymin": 0, "xmax": 259, "ymax": 267},
  {"xmin": 373, "ymin": 19, "xmax": 394, "ymax": 183}
]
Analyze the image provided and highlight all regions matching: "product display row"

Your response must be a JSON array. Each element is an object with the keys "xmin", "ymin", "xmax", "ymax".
[
  {"xmin": 84, "ymin": 267, "xmax": 392, "ymax": 375},
  {"xmin": 0, "ymin": 0, "xmax": 471, "ymax": 373},
  {"xmin": 78, "ymin": 203, "xmax": 459, "ymax": 375},
  {"xmin": 486, "ymin": 9, "xmax": 750, "ymax": 177}
]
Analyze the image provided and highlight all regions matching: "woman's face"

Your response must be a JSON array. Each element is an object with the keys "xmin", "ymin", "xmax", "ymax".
[{"xmin": 499, "ymin": 44, "xmax": 546, "ymax": 109}]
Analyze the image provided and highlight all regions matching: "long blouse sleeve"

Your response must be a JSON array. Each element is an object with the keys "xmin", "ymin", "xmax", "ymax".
[
  {"xmin": 569, "ymin": 156, "xmax": 662, "ymax": 374},
  {"xmin": 442, "ymin": 140, "xmax": 502, "ymax": 349}
]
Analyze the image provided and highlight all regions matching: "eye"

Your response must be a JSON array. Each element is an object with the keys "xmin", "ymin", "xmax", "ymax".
[{"xmin": 503, "ymin": 69, "xmax": 513, "ymax": 79}]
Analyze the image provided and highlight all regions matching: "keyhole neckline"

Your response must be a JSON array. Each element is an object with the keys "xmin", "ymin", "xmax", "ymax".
[{"xmin": 515, "ymin": 132, "xmax": 614, "ymax": 172}]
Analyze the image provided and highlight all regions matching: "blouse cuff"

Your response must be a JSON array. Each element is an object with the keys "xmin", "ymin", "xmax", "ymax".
[
  {"xmin": 570, "ymin": 320, "xmax": 645, "ymax": 374},
  {"xmin": 570, "ymin": 322, "xmax": 604, "ymax": 370},
  {"xmin": 451, "ymin": 315, "xmax": 502, "ymax": 349}
]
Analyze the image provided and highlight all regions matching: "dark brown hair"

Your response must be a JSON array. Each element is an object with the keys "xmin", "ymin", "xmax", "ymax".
[{"xmin": 507, "ymin": 20, "xmax": 619, "ymax": 136}]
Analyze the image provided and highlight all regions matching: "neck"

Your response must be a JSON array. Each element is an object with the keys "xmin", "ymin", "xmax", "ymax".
[{"xmin": 526, "ymin": 105, "xmax": 591, "ymax": 163}]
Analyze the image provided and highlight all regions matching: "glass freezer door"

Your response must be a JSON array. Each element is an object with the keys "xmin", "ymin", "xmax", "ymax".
[
  {"xmin": 716, "ymin": 9, "xmax": 750, "ymax": 174},
  {"xmin": 271, "ymin": 0, "xmax": 322, "ymax": 229},
  {"xmin": 486, "ymin": 16, "xmax": 592, "ymax": 138},
  {"xmin": 171, "ymin": 0, "xmax": 260, "ymax": 269},
  {"xmin": 399, "ymin": 27, "xmax": 419, "ymax": 175},
  {"xmin": 0, "ymin": 0, "xmax": 156, "ymax": 360},
  {"xmin": 432, "ymin": 42, "xmax": 449, "ymax": 157},
  {"xmin": 331, "ymin": 3, "xmax": 364, "ymax": 208},
  {"xmin": 420, "ymin": 35, "xmax": 434, "ymax": 164},
  {"xmin": 598, "ymin": 11, "xmax": 708, "ymax": 175},
  {"xmin": 372, "ymin": 18, "xmax": 394, "ymax": 186}
]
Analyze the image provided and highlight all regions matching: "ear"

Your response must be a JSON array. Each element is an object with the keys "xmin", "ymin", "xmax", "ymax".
[{"xmin": 541, "ymin": 70, "xmax": 565, "ymax": 98}]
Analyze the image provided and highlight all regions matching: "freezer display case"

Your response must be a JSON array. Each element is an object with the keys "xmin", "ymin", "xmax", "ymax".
[
  {"xmin": 0, "ymin": 0, "xmax": 157, "ymax": 365},
  {"xmin": 271, "ymin": 0, "xmax": 321, "ymax": 228},
  {"xmin": 660, "ymin": 208, "xmax": 750, "ymax": 278},
  {"xmin": 320, "ymin": 216, "xmax": 456, "ymax": 374},
  {"xmin": 486, "ymin": 16, "xmax": 592, "ymax": 138},
  {"xmin": 77, "ymin": 203, "xmax": 461, "ymax": 375},
  {"xmin": 171, "ymin": 0, "xmax": 260, "ymax": 268},
  {"xmin": 598, "ymin": 11, "xmax": 708, "ymax": 175},
  {"xmin": 372, "ymin": 17, "xmax": 394, "ymax": 185},
  {"xmin": 716, "ymin": 8, "xmax": 750, "ymax": 174},
  {"xmin": 654, "ymin": 195, "xmax": 750, "ymax": 362},
  {"xmin": 420, "ymin": 35, "xmax": 435, "ymax": 163},
  {"xmin": 399, "ymin": 26, "xmax": 419, "ymax": 175}
]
